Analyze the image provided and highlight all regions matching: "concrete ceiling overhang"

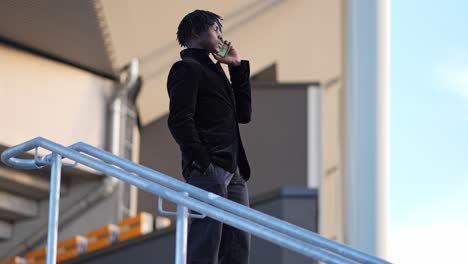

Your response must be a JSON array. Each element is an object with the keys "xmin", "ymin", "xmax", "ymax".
[
  {"xmin": 0, "ymin": 0, "xmax": 336, "ymax": 127},
  {"xmin": 0, "ymin": 0, "xmax": 277, "ymax": 124},
  {"xmin": 0, "ymin": 0, "xmax": 116, "ymax": 79}
]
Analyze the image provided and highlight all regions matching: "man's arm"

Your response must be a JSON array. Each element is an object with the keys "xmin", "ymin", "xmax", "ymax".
[
  {"xmin": 167, "ymin": 61, "xmax": 211, "ymax": 172},
  {"xmin": 229, "ymin": 60, "xmax": 252, "ymax": 124}
]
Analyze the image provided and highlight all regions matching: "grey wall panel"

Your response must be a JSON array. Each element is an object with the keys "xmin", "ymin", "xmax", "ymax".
[
  {"xmin": 240, "ymin": 84, "xmax": 309, "ymax": 195},
  {"xmin": 251, "ymin": 187, "xmax": 318, "ymax": 264}
]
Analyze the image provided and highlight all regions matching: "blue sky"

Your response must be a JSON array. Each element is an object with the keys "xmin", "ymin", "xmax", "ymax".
[{"xmin": 390, "ymin": 0, "xmax": 468, "ymax": 262}]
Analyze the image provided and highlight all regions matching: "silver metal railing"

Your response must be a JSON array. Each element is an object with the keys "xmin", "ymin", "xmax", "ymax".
[{"xmin": 1, "ymin": 137, "xmax": 392, "ymax": 264}]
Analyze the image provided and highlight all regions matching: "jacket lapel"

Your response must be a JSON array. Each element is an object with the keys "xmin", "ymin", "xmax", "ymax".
[
  {"xmin": 213, "ymin": 62, "xmax": 235, "ymax": 105},
  {"xmin": 214, "ymin": 62, "xmax": 231, "ymax": 86}
]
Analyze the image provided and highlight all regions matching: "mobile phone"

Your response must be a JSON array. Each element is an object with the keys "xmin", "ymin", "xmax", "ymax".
[{"xmin": 217, "ymin": 43, "xmax": 231, "ymax": 57}]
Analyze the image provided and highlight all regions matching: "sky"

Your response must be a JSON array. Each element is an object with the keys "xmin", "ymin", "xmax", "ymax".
[{"xmin": 390, "ymin": 1, "xmax": 468, "ymax": 263}]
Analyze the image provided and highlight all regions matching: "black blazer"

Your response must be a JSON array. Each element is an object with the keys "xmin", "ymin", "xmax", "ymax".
[{"xmin": 167, "ymin": 48, "xmax": 252, "ymax": 180}]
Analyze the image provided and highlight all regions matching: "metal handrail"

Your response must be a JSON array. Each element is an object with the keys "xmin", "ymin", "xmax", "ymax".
[{"xmin": 1, "ymin": 137, "xmax": 391, "ymax": 264}]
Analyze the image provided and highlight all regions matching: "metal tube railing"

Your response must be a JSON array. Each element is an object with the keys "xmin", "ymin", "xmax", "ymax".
[
  {"xmin": 1, "ymin": 137, "xmax": 351, "ymax": 264},
  {"xmin": 45, "ymin": 154, "xmax": 61, "ymax": 264},
  {"xmin": 1, "ymin": 137, "xmax": 391, "ymax": 264},
  {"xmin": 174, "ymin": 192, "xmax": 190, "ymax": 264},
  {"xmin": 69, "ymin": 141, "xmax": 389, "ymax": 264}
]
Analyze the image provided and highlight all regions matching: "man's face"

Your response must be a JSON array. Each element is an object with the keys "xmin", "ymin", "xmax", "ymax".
[{"xmin": 197, "ymin": 22, "xmax": 223, "ymax": 53}]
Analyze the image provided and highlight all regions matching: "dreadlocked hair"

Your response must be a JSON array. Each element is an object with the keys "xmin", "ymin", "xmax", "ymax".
[{"xmin": 176, "ymin": 10, "xmax": 223, "ymax": 47}]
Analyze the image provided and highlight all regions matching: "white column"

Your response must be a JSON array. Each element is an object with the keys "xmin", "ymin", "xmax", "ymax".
[
  {"xmin": 344, "ymin": 0, "xmax": 389, "ymax": 257},
  {"xmin": 307, "ymin": 85, "xmax": 323, "ymax": 188}
]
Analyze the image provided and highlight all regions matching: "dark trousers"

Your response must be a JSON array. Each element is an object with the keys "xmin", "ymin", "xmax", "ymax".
[{"xmin": 184, "ymin": 163, "xmax": 250, "ymax": 264}]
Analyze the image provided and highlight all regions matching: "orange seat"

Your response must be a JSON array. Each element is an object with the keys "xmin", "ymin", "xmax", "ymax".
[
  {"xmin": 56, "ymin": 236, "xmax": 87, "ymax": 263},
  {"xmin": 86, "ymin": 224, "xmax": 119, "ymax": 252},
  {"xmin": 0, "ymin": 257, "xmax": 25, "ymax": 264},
  {"xmin": 118, "ymin": 212, "xmax": 154, "ymax": 241},
  {"xmin": 24, "ymin": 247, "xmax": 46, "ymax": 264},
  {"xmin": 24, "ymin": 236, "xmax": 87, "ymax": 264}
]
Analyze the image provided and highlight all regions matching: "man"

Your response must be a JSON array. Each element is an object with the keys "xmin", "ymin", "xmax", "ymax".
[{"xmin": 167, "ymin": 9, "xmax": 252, "ymax": 264}]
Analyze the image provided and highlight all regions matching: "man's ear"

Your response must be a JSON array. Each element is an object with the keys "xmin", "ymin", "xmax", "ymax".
[{"xmin": 191, "ymin": 29, "xmax": 199, "ymax": 39}]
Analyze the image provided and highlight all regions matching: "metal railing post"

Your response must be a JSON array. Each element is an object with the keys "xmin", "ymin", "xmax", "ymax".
[
  {"xmin": 175, "ymin": 192, "xmax": 189, "ymax": 264},
  {"xmin": 46, "ymin": 153, "xmax": 62, "ymax": 264}
]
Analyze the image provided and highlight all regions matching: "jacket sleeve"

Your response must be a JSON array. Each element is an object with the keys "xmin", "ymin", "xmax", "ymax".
[
  {"xmin": 167, "ymin": 61, "xmax": 211, "ymax": 172},
  {"xmin": 229, "ymin": 60, "xmax": 252, "ymax": 124}
]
